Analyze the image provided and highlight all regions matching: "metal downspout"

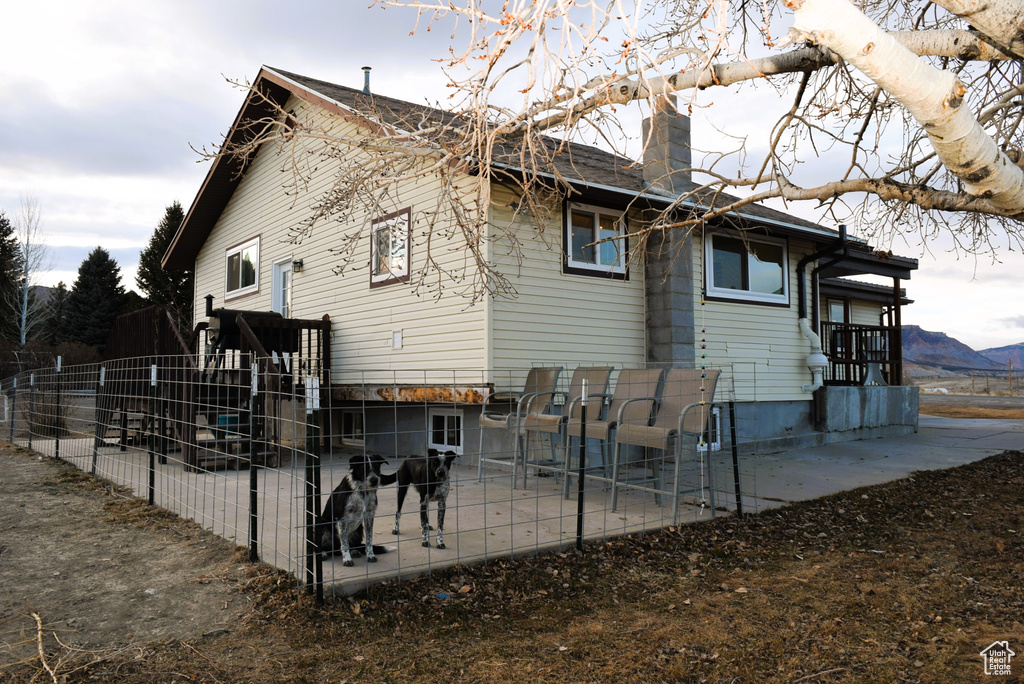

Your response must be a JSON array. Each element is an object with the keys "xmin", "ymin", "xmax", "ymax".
[{"xmin": 796, "ymin": 224, "xmax": 848, "ymax": 319}]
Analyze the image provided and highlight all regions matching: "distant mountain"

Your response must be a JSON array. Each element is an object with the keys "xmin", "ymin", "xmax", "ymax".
[
  {"xmin": 902, "ymin": 325, "xmax": 1004, "ymax": 371},
  {"xmin": 979, "ymin": 342, "xmax": 1024, "ymax": 369}
]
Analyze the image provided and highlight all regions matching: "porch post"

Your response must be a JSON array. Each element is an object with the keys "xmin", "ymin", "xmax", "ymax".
[{"xmin": 892, "ymin": 278, "xmax": 903, "ymax": 384}]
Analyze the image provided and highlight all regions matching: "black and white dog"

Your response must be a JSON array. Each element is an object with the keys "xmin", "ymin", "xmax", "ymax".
[
  {"xmin": 392, "ymin": 449, "xmax": 458, "ymax": 549},
  {"xmin": 316, "ymin": 453, "xmax": 397, "ymax": 566}
]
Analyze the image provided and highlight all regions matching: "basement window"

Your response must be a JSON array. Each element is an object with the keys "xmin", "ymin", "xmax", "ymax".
[
  {"xmin": 428, "ymin": 408, "xmax": 463, "ymax": 455},
  {"xmin": 226, "ymin": 237, "xmax": 260, "ymax": 299},
  {"xmin": 705, "ymin": 232, "xmax": 788, "ymax": 305},
  {"xmin": 340, "ymin": 410, "xmax": 365, "ymax": 446}
]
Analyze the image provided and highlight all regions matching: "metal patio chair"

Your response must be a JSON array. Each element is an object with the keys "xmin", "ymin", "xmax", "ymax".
[
  {"xmin": 476, "ymin": 366, "xmax": 562, "ymax": 488},
  {"xmin": 561, "ymin": 367, "xmax": 664, "ymax": 497},
  {"xmin": 609, "ymin": 367, "xmax": 721, "ymax": 523},
  {"xmin": 518, "ymin": 365, "xmax": 613, "ymax": 488}
]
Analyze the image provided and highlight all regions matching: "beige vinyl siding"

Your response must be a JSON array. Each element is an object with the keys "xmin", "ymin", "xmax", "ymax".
[
  {"xmin": 487, "ymin": 184, "xmax": 646, "ymax": 374},
  {"xmin": 695, "ymin": 232, "xmax": 819, "ymax": 403},
  {"xmin": 193, "ymin": 96, "xmax": 488, "ymax": 384}
]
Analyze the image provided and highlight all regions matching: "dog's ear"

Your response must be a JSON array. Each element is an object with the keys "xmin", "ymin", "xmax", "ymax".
[
  {"xmin": 444, "ymin": 451, "xmax": 458, "ymax": 465},
  {"xmin": 427, "ymin": 448, "xmax": 439, "ymax": 459},
  {"xmin": 349, "ymin": 454, "xmax": 366, "ymax": 476},
  {"xmin": 371, "ymin": 453, "xmax": 389, "ymax": 466}
]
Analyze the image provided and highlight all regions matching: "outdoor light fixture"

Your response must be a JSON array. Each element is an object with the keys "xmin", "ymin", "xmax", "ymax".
[{"xmin": 292, "ymin": 259, "xmax": 304, "ymax": 273}]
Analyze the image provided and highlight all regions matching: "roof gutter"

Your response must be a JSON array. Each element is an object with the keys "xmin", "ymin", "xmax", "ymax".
[{"xmin": 488, "ymin": 164, "xmax": 854, "ymax": 242}]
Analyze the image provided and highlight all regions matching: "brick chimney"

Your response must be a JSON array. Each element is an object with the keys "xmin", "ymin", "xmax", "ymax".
[
  {"xmin": 642, "ymin": 95, "xmax": 695, "ymax": 366},
  {"xmin": 641, "ymin": 96, "xmax": 692, "ymax": 195}
]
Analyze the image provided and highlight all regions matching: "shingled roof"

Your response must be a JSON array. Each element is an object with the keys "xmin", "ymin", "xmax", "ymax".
[
  {"xmin": 271, "ymin": 68, "xmax": 841, "ymax": 236},
  {"xmin": 163, "ymin": 65, "xmax": 900, "ymax": 272}
]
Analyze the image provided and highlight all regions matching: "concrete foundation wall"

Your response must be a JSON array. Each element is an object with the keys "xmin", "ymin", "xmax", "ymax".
[
  {"xmin": 820, "ymin": 385, "xmax": 919, "ymax": 434},
  {"xmin": 727, "ymin": 385, "xmax": 919, "ymax": 453}
]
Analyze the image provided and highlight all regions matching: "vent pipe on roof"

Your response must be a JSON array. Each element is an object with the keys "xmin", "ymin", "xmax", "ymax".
[{"xmin": 362, "ymin": 66, "xmax": 372, "ymax": 95}]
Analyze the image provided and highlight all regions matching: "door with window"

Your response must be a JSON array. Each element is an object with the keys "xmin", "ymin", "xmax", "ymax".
[{"xmin": 272, "ymin": 259, "xmax": 293, "ymax": 318}]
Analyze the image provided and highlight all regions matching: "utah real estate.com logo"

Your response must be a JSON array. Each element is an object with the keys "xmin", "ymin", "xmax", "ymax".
[{"xmin": 980, "ymin": 641, "xmax": 1015, "ymax": 676}]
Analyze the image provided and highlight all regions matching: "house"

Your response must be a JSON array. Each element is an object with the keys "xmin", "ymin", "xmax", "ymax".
[{"xmin": 162, "ymin": 65, "xmax": 918, "ymax": 459}]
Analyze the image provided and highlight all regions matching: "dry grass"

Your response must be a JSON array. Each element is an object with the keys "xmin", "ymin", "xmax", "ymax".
[
  {"xmin": 7, "ymin": 448, "xmax": 1023, "ymax": 683},
  {"xmin": 919, "ymin": 405, "xmax": 1024, "ymax": 420}
]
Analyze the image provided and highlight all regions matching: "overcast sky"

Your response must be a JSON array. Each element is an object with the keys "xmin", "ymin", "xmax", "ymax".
[{"xmin": 2, "ymin": 0, "xmax": 1022, "ymax": 352}]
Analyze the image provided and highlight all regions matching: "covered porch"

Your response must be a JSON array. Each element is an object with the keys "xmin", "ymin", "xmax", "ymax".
[{"xmin": 806, "ymin": 240, "xmax": 917, "ymax": 389}]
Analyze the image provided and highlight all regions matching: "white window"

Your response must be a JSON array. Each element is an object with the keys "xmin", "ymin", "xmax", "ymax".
[
  {"xmin": 565, "ymin": 203, "xmax": 627, "ymax": 276},
  {"xmin": 428, "ymin": 408, "xmax": 463, "ymax": 455},
  {"xmin": 226, "ymin": 237, "xmax": 259, "ymax": 298},
  {"xmin": 340, "ymin": 410, "xmax": 364, "ymax": 446},
  {"xmin": 705, "ymin": 232, "xmax": 788, "ymax": 305},
  {"xmin": 370, "ymin": 208, "xmax": 410, "ymax": 285}
]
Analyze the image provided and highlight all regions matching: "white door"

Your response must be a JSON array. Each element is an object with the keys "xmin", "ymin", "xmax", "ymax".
[{"xmin": 272, "ymin": 260, "xmax": 293, "ymax": 318}]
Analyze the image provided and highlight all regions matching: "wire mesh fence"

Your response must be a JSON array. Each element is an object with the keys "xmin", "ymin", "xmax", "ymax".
[{"xmin": 2, "ymin": 356, "xmax": 780, "ymax": 599}]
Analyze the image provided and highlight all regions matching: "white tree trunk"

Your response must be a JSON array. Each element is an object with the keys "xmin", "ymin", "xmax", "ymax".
[
  {"xmin": 787, "ymin": 0, "xmax": 1024, "ymax": 213},
  {"xmin": 930, "ymin": 0, "xmax": 1024, "ymax": 58}
]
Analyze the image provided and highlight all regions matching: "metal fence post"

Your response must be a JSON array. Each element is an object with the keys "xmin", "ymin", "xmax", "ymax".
[
  {"xmin": 148, "ymin": 364, "xmax": 156, "ymax": 506},
  {"xmin": 304, "ymin": 374, "xmax": 323, "ymax": 602},
  {"xmin": 728, "ymin": 400, "xmax": 744, "ymax": 519},
  {"xmin": 54, "ymin": 357, "xmax": 62, "ymax": 461},
  {"xmin": 248, "ymin": 363, "xmax": 260, "ymax": 562},
  {"xmin": 575, "ymin": 379, "xmax": 588, "ymax": 553},
  {"xmin": 92, "ymin": 366, "xmax": 105, "ymax": 475},
  {"xmin": 28, "ymin": 373, "xmax": 34, "ymax": 451},
  {"xmin": 9, "ymin": 377, "xmax": 15, "ymax": 443}
]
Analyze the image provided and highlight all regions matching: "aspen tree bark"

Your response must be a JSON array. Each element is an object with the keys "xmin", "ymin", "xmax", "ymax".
[{"xmin": 787, "ymin": 0, "xmax": 1024, "ymax": 212}]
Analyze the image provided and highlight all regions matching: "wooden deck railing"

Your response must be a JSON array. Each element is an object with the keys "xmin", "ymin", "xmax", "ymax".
[{"xmin": 819, "ymin": 322, "xmax": 902, "ymax": 386}]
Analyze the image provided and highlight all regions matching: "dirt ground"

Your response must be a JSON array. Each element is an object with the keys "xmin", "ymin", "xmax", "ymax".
[
  {"xmin": 0, "ymin": 444, "xmax": 255, "ymax": 677},
  {"xmin": 1, "ymin": 430, "xmax": 1023, "ymax": 682}
]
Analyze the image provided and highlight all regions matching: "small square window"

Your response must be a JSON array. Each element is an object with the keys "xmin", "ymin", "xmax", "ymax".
[
  {"xmin": 428, "ymin": 409, "xmax": 463, "ymax": 455},
  {"xmin": 226, "ymin": 237, "xmax": 259, "ymax": 298},
  {"xmin": 370, "ymin": 208, "xmax": 411, "ymax": 286},
  {"xmin": 564, "ymin": 203, "xmax": 627, "ymax": 278}
]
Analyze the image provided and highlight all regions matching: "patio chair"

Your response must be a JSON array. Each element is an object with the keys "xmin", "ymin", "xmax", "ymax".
[
  {"xmin": 560, "ymin": 368, "xmax": 664, "ymax": 497},
  {"xmin": 609, "ymin": 367, "xmax": 721, "ymax": 523},
  {"xmin": 476, "ymin": 366, "xmax": 562, "ymax": 487},
  {"xmin": 518, "ymin": 366, "xmax": 613, "ymax": 488}
]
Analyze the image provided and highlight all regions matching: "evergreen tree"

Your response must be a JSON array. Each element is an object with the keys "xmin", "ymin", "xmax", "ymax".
[
  {"xmin": 64, "ymin": 248, "xmax": 126, "ymax": 351},
  {"xmin": 41, "ymin": 281, "xmax": 69, "ymax": 344},
  {"xmin": 0, "ymin": 211, "xmax": 24, "ymax": 342},
  {"xmin": 136, "ymin": 201, "xmax": 193, "ymax": 334}
]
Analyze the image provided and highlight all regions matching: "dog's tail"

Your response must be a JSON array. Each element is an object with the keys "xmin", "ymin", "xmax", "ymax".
[{"xmin": 371, "ymin": 544, "xmax": 397, "ymax": 555}]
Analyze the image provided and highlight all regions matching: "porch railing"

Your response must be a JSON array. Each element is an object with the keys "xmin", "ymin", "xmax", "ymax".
[{"xmin": 820, "ymin": 322, "xmax": 902, "ymax": 386}]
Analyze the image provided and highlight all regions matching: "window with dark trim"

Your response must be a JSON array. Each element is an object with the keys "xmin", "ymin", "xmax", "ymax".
[
  {"xmin": 564, "ymin": 202, "xmax": 627, "ymax": 278},
  {"xmin": 226, "ymin": 236, "xmax": 259, "ymax": 299},
  {"xmin": 340, "ymin": 410, "xmax": 365, "ymax": 445},
  {"xmin": 827, "ymin": 298, "xmax": 847, "ymax": 323},
  {"xmin": 705, "ymin": 232, "xmax": 788, "ymax": 305},
  {"xmin": 370, "ymin": 208, "xmax": 411, "ymax": 287}
]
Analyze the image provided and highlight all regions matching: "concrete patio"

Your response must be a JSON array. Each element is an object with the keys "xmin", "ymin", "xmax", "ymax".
[{"xmin": 15, "ymin": 414, "xmax": 1023, "ymax": 596}]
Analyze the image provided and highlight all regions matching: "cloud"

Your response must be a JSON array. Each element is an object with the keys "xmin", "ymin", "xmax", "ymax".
[{"xmin": 997, "ymin": 315, "xmax": 1024, "ymax": 330}]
